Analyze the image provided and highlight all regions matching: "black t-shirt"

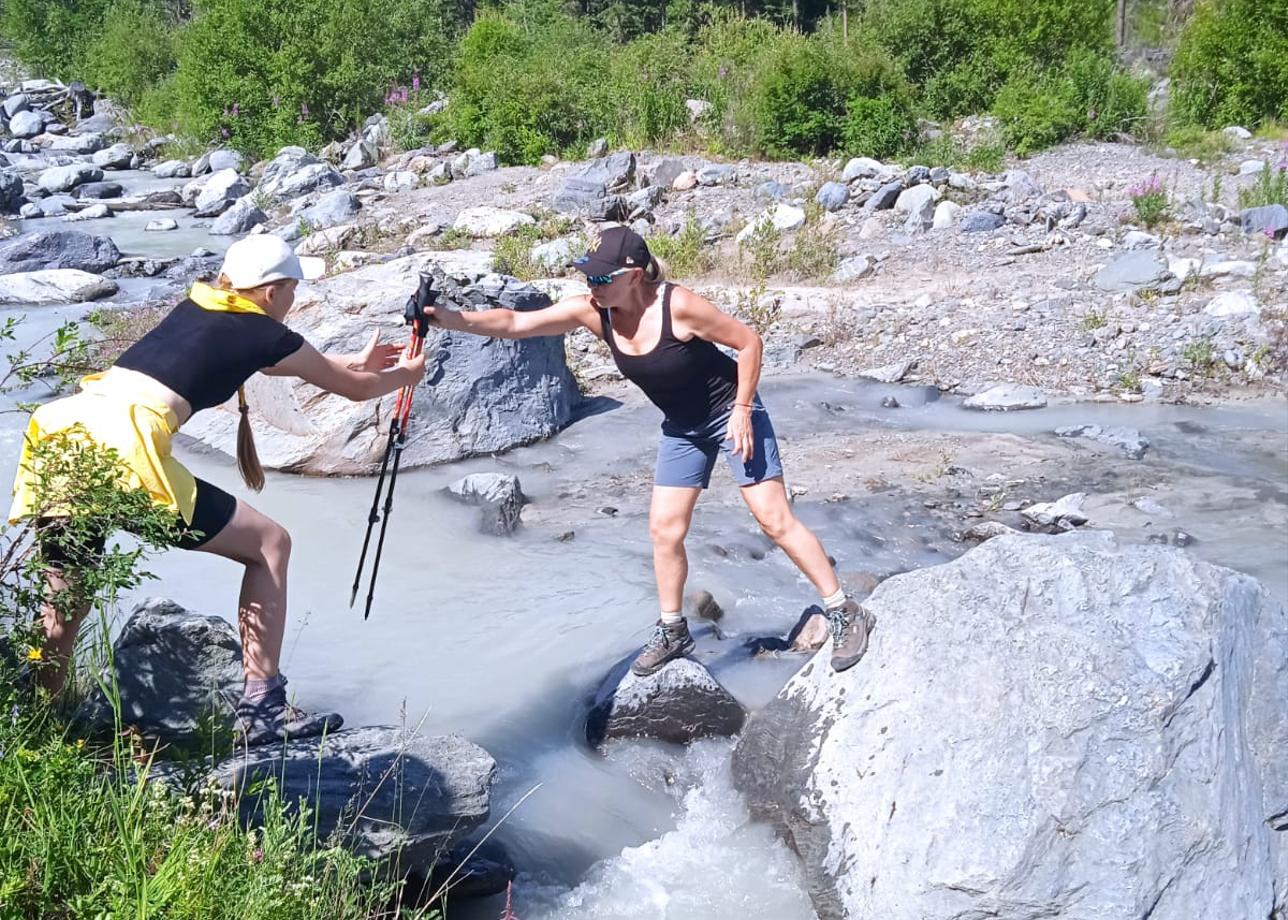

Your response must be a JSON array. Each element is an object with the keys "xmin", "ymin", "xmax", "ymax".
[{"xmin": 115, "ymin": 298, "xmax": 305, "ymax": 413}]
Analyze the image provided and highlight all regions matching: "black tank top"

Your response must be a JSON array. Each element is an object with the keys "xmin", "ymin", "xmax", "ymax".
[
  {"xmin": 598, "ymin": 284, "xmax": 739, "ymax": 428},
  {"xmin": 115, "ymin": 298, "xmax": 304, "ymax": 413}
]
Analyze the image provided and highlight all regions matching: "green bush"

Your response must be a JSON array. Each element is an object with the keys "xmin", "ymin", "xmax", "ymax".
[
  {"xmin": 1171, "ymin": 0, "xmax": 1288, "ymax": 128},
  {"xmin": 82, "ymin": 0, "xmax": 177, "ymax": 108},
  {"xmin": 163, "ymin": 0, "xmax": 455, "ymax": 157},
  {"xmin": 994, "ymin": 49, "xmax": 1149, "ymax": 154},
  {"xmin": 438, "ymin": 7, "xmax": 611, "ymax": 164},
  {"xmin": 842, "ymin": 94, "xmax": 917, "ymax": 160},
  {"xmin": 861, "ymin": 0, "xmax": 1116, "ymax": 117},
  {"xmin": 0, "ymin": 0, "xmax": 114, "ymax": 81},
  {"xmin": 606, "ymin": 30, "xmax": 694, "ymax": 148}
]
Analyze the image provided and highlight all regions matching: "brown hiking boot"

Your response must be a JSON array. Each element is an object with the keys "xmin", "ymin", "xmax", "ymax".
[
  {"xmin": 631, "ymin": 619, "xmax": 696, "ymax": 676},
  {"xmin": 826, "ymin": 598, "xmax": 876, "ymax": 672}
]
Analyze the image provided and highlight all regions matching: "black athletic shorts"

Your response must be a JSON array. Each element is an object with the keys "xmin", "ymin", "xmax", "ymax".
[{"xmin": 37, "ymin": 476, "xmax": 238, "ymax": 568}]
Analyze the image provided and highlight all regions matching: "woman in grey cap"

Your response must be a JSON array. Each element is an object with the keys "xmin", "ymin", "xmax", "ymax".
[
  {"xmin": 426, "ymin": 226, "xmax": 875, "ymax": 676},
  {"xmin": 12, "ymin": 235, "xmax": 426, "ymax": 743}
]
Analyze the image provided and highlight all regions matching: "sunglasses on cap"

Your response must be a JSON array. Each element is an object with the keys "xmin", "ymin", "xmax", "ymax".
[{"xmin": 585, "ymin": 268, "xmax": 633, "ymax": 287}]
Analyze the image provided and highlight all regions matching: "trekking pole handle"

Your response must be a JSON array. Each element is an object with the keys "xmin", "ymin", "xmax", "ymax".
[{"xmin": 404, "ymin": 273, "xmax": 439, "ymax": 340}]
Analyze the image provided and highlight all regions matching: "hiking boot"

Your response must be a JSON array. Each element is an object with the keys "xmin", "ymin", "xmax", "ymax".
[
  {"xmin": 631, "ymin": 619, "xmax": 696, "ymax": 677},
  {"xmin": 826, "ymin": 598, "xmax": 876, "ymax": 673},
  {"xmin": 234, "ymin": 680, "xmax": 343, "ymax": 747}
]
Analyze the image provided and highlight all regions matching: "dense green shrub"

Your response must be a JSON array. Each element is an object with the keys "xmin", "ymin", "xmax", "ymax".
[
  {"xmin": 81, "ymin": 0, "xmax": 176, "ymax": 108},
  {"xmin": 860, "ymin": 0, "xmax": 1116, "ymax": 117},
  {"xmin": 438, "ymin": 7, "xmax": 612, "ymax": 163},
  {"xmin": 1171, "ymin": 0, "xmax": 1288, "ymax": 128},
  {"xmin": 606, "ymin": 30, "xmax": 694, "ymax": 148},
  {"xmin": 993, "ymin": 49, "xmax": 1149, "ymax": 154},
  {"xmin": 166, "ymin": 0, "xmax": 455, "ymax": 157},
  {"xmin": 0, "ymin": 0, "xmax": 114, "ymax": 81}
]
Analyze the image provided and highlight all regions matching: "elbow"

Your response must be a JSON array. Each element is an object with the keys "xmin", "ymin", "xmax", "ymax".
[{"xmin": 341, "ymin": 375, "xmax": 379, "ymax": 402}]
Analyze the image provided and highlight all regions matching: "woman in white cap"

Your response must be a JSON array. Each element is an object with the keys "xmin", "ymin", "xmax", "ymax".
[
  {"xmin": 426, "ymin": 226, "xmax": 875, "ymax": 677},
  {"xmin": 10, "ymin": 235, "xmax": 426, "ymax": 744}
]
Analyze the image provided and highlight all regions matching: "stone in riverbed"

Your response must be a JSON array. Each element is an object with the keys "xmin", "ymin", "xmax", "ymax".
[
  {"xmin": 210, "ymin": 196, "xmax": 267, "ymax": 235},
  {"xmin": 1021, "ymin": 492, "xmax": 1089, "ymax": 530},
  {"xmin": 1055, "ymin": 423, "xmax": 1150, "ymax": 459},
  {"xmin": 585, "ymin": 656, "xmax": 746, "ymax": 748},
  {"xmin": 962, "ymin": 384, "xmax": 1047, "ymax": 411},
  {"xmin": 92, "ymin": 142, "xmax": 134, "ymax": 170},
  {"xmin": 37, "ymin": 164, "xmax": 103, "ymax": 193},
  {"xmin": 0, "ymin": 230, "xmax": 120, "ymax": 274},
  {"xmin": 0, "ymin": 269, "xmax": 117, "ymax": 304},
  {"xmin": 444, "ymin": 472, "xmax": 526, "ymax": 535},
  {"xmin": 733, "ymin": 532, "xmax": 1288, "ymax": 920}
]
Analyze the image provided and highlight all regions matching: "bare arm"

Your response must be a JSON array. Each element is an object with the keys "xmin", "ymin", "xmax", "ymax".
[
  {"xmin": 267, "ymin": 340, "xmax": 425, "ymax": 401},
  {"xmin": 426, "ymin": 296, "xmax": 600, "ymax": 339},
  {"xmin": 672, "ymin": 286, "xmax": 764, "ymax": 459}
]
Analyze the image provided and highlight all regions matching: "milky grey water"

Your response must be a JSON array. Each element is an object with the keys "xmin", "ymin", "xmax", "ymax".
[{"xmin": 2, "ymin": 197, "xmax": 1286, "ymax": 917}]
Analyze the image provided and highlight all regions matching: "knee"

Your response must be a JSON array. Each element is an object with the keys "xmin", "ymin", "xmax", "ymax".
[
  {"xmin": 260, "ymin": 523, "xmax": 292, "ymax": 568},
  {"xmin": 755, "ymin": 508, "xmax": 795, "ymax": 543},
  {"xmin": 650, "ymin": 516, "xmax": 689, "ymax": 550}
]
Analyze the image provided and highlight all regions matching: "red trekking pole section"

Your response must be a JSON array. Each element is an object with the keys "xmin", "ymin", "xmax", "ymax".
[{"xmin": 349, "ymin": 274, "xmax": 439, "ymax": 620}]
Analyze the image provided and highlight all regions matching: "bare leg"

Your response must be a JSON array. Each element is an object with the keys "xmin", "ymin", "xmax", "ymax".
[
  {"xmin": 195, "ymin": 499, "xmax": 291, "ymax": 681},
  {"xmin": 36, "ymin": 568, "xmax": 92, "ymax": 695},
  {"xmin": 648, "ymin": 486, "xmax": 702, "ymax": 613},
  {"xmin": 740, "ymin": 477, "xmax": 842, "ymax": 598}
]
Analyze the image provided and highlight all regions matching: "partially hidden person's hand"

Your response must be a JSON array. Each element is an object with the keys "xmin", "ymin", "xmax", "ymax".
[
  {"xmin": 726, "ymin": 405, "xmax": 755, "ymax": 461},
  {"xmin": 423, "ymin": 304, "xmax": 460, "ymax": 330},
  {"xmin": 399, "ymin": 345, "xmax": 427, "ymax": 382},
  {"xmin": 354, "ymin": 328, "xmax": 405, "ymax": 373}
]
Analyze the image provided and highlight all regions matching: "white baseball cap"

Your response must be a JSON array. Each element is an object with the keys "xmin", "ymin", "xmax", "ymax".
[{"xmin": 219, "ymin": 235, "xmax": 325, "ymax": 289}]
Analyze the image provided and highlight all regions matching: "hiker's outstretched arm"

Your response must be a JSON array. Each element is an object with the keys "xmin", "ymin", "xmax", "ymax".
[{"xmin": 426, "ymin": 296, "xmax": 595, "ymax": 339}]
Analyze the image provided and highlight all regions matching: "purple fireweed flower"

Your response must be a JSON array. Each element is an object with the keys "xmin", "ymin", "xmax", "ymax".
[
  {"xmin": 1267, "ymin": 227, "xmax": 1277, "ymax": 240},
  {"xmin": 221, "ymin": 127, "xmax": 230, "ymax": 138},
  {"xmin": 413, "ymin": 71, "xmax": 421, "ymax": 92},
  {"xmin": 231, "ymin": 103, "xmax": 239, "ymax": 117},
  {"xmin": 301, "ymin": 102, "xmax": 309, "ymax": 117}
]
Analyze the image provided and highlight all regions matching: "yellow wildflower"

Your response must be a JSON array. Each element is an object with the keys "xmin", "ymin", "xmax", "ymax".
[{"xmin": 25, "ymin": 647, "xmax": 42, "ymax": 662}]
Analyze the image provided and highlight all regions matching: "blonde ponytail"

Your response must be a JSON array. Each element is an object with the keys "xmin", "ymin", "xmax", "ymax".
[
  {"xmin": 645, "ymin": 256, "xmax": 668, "ymax": 284},
  {"xmin": 236, "ymin": 387, "xmax": 265, "ymax": 492}
]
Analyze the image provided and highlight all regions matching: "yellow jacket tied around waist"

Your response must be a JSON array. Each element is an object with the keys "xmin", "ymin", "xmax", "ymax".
[{"xmin": 8, "ymin": 282, "xmax": 270, "ymax": 525}]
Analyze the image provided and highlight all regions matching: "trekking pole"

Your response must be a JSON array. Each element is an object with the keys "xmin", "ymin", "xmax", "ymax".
[{"xmin": 349, "ymin": 274, "xmax": 438, "ymax": 617}]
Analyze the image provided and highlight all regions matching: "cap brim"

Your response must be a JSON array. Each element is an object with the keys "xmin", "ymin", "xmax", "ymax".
[
  {"xmin": 569, "ymin": 255, "xmax": 621, "ymax": 276},
  {"xmin": 297, "ymin": 256, "xmax": 326, "ymax": 280}
]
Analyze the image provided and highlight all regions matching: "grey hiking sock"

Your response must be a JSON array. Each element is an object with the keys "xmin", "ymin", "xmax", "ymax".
[{"xmin": 242, "ymin": 673, "xmax": 287, "ymax": 704}]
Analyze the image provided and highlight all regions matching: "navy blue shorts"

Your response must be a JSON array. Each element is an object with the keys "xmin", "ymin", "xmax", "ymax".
[{"xmin": 655, "ymin": 401, "xmax": 784, "ymax": 489}]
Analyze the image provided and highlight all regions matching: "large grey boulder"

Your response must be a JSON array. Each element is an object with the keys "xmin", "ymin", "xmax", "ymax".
[
  {"xmin": 960, "ymin": 210, "xmax": 1005, "ymax": 232},
  {"xmin": 586, "ymin": 656, "xmax": 746, "ymax": 748},
  {"xmin": 0, "ymin": 230, "xmax": 121, "ymax": 274},
  {"xmin": 341, "ymin": 137, "xmax": 378, "ymax": 171},
  {"xmin": 1242, "ymin": 204, "xmax": 1288, "ymax": 240},
  {"xmin": 75, "ymin": 598, "xmax": 243, "ymax": 743},
  {"xmin": 192, "ymin": 168, "xmax": 252, "ymax": 217},
  {"xmin": 552, "ymin": 152, "xmax": 636, "ymax": 221},
  {"xmin": 3, "ymin": 94, "xmax": 30, "ymax": 118},
  {"xmin": 454, "ymin": 206, "xmax": 534, "ymax": 238},
  {"xmin": 152, "ymin": 160, "xmax": 191, "ymax": 179},
  {"xmin": 259, "ymin": 147, "xmax": 343, "ymax": 202},
  {"xmin": 179, "ymin": 253, "xmax": 579, "ymax": 474},
  {"xmin": 37, "ymin": 164, "xmax": 103, "ymax": 194},
  {"xmin": 74, "ymin": 180, "xmax": 123, "ymax": 200},
  {"xmin": 210, "ymin": 196, "xmax": 267, "ymax": 235},
  {"xmin": 962, "ymin": 383, "xmax": 1047, "ymax": 411},
  {"xmin": 47, "ymin": 132, "xmax": 106, "ymax": 154},
  {"xmin": 733, "ymin": 532, "xmax": 1288, "ymax": 920},
  {"xmin": 8, "ymin": 109, "xmax": 44, "ymax": 138},
  {"xmin": 207, "ymin": 149, "xmax": 244, "ymax": 173},
  {"xmin": 644, "ymin": 157, "xmax": 687, "ymax": 189},
  {"xmin": 444, "ymin": 472, "xmax": 526, "ymax": 535},
  {"xmin": 211, "ymin": 727, "xmax": 495, "ymax": 874},
  {"xmin": 297, "ymin": 188, "xmax": 361, "ymax": 230},
  {"xmin": 0, "ymin": 269, "xmax": 118, "ymax": 305},
  {"xmin": 863, "ymin": 181, "xmax": 903, "ymax": 212},
  {"xmin": 815, "ymin": 181, "xmax": 849, "ymax": 212}
]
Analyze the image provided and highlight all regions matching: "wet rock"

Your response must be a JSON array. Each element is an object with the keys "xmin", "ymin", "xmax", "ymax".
[
  {"xmin": 552, "ymin": 152, "xmax": 635, "ymax": 220},
  {"xmin": 815, "ymin": 181, "xmax": 848, "ymax": 212},
  {"xmin": 0, "ymin": 171, "xmax": 26, "ymax": 215},
  {"xmin": 586, "ymin": 656, "xmax": 746, "ymax": 748},
  {"xmin": 73, "ymin": 180, "xmax": 123, "ymax": 200},
  {"xmin": 687, "ymin": 589, "xmax": 724, "ymax": 621},
  {"xmin": 1022, "ymin": 492, "xmax": 1088, "ymax": 530},
  {"xmin": 962, "ymin": 384, "xmax": 1047, "ymax": 411},
  {"xmin": 210, "ymin": 196, "xmax": 267, "ymax": 235},
  {"xmin": 453, "ymin": 206, "xmax": 535, "ymax": 238},
  {"xmin": 0, "ymin": 230, "xmax": 120, "ymax": 275},
  {"xmin": 37, "ymin": 163, "xmax": 103, "ymax": 193},
  {"xmin": 1132, "ymin": 497, "xmax": 1174, "ymax": 518},
  {"xmin": 145, "ymin": 218, "xmax": 178, "ymax": 232},
  {"xmin": 74, "ymin": 598, "xmax": 243, "ymax": 744},
  {"xmin": 0, "ymin": 269, "xmax": 118, "ymax": 304},
  {"xmin": 960, "ymin": 210, "xmax": 1006, "ymax": 232},
  {"xmin": 733, "ymin": 533, "xmax": 1287, "ymax": 920},
  {"xmin": 1055, "ymin": 424, "xmax": 1150, "ymax": 459},
  {"xmin": 416, "ymin": 839, "xmax": 515, "ymax": 901},
  {"xmin": 444, "ymin": 472, "xmax": 526, "ymax": 535},
  {"xmin": 211, "ymin": 727, "xmax": 495, "ymax": 875},
  {"xmin": 92, "ymin": 142, "xmax": 134, "ymax": 170},
  {"xmin": 880, "ymin": 395, "xmax": 900, "ymax": 408},
  {"xmin": 1173, "ymin": 530, "xmax": 1196, "ymax": 547},
  {"xmin": 65, "ymin": 203, "xmax": 112, "ymax": 221},
  {"xmin": 179, "ymin": 254, "xmax": 578, "ymax": 474}
]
